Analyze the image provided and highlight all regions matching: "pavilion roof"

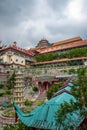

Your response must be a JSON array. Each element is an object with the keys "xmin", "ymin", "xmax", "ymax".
[
  {"xmin": 35, "ymin": 73, "xmax": 56, "ymax": 82},
  {"xmin": 14, "ymin": 92, "xmax": 83, "ymax": 129},
  {"xmin": 14, "ymin": 75, "xmax": 84, "ymax": 129}
]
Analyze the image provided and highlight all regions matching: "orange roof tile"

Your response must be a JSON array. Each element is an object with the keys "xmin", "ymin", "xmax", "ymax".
[
  {"xmin": 40, "ymin": 40, "xmax": 87, "ymax": 54},
  {"xmin": 0, "ymin": 45, "xmax": 34, "ymax": 56},
  {"xmin": 52, "ymin": 36, "xmax": 82, "ymax": 46}
]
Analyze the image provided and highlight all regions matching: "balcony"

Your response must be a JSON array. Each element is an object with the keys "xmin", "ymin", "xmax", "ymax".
[
  {"xmin": 15, "ymin": 85, "xmax": 24, "ymax": 88},
  {"xmin": 15, "ymin": 80, "xmax": 24, "ymax": 83},
  {"xmin": 15, "ymin": 100, "xmax": 24, "ymax": 103},
  {"xmin": 14, "ymin": 94, "xmax": 24, "ymax": 97},
  {"xmin": 15, "ymin": 76, "xmax": 23, "ymax": 79},
  {"xmin": 14, "ymin": 89, "xmax": 23, "ymax": 92}
]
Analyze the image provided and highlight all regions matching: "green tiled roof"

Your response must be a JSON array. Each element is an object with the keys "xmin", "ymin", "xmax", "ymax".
[
  {"xmin": 14, "ymin": 91, "xmax": 83, "ymax": 129},
  {"xmin": 56, "ymin": 74, "xmax": 78, "ymax": 78},
  {"xmin": 14, "ymin": 74, "xmax": 83, "ymax": 130}
]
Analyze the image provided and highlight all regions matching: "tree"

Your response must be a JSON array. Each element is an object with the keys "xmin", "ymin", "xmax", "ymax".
[
  {"xmin": 46, "ymin": 82, "xmax": 63, "ymax": 100},
  {"xmin": 7, "ymin": 71, "xmax": 16, "ymax": 89},
  {"xmin": 35, "ymin": 47, "xmax": 87, "ymax": 62},
  {"xmin": 24, "ymin": 99, "xmax": 33, "ymax": 106},
  {"xmin": 0, "ymin": 83, "xmax": 5, "ymax": 88},
  {"xmin": 4, "ymin": 120, "xmax": 29, "ymax": 130},
  {"xmin": 55, "ymin": 67, "xmax": 87, "ymax": 130}
]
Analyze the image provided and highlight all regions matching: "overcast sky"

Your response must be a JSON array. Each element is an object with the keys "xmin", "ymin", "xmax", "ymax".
[{"xmin": 0, "ymin": 0, "xmax": 87, "ymax": 49}]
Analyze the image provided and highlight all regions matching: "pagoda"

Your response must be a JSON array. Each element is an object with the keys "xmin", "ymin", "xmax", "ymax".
[
  {"xmin": 14, "ymin": 71, "xmax": 24, "ymax": 107},
  {"xmin": 36, "ymin": 38, "xmax": 50, "ymax": 47}
]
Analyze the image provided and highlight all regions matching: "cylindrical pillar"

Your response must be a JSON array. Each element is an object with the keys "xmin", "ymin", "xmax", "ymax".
[
  {"xmin": 46, "ymin": 82, "xmax": 49, "ymax": 91},
  {"xmin": 38, "ymin": 82, "xmax": 41, "ymax": 95}
]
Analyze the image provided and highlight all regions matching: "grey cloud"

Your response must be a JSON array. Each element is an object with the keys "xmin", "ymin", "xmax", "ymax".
[
  {"xmin": 0, "ymin": 0, "xmax": 36, "ymax": 26},
  {"xmin": 47, "ymin": 0, "xmax": 70, "ymax": 11},
  {"xmin": 0, "ymin": 0, "xmax": 87, "ymax": 48}
]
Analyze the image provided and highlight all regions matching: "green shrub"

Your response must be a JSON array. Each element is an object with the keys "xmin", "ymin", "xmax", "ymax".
[
  {"xmin": 32, "ymin": 87, "xmax": 38, "ymax": 92},
  {"xmin": 46, "ymin": 82, "xmax": 63, "ymax": 100},
  {"xmin": 23, "ymin": 109, "xmax": 31, "ymax": 113},
  {"xmin": 68, "ymin": 68, "xmax": 76, "ymax": 74},
  {"xmin": 61, "ymin": 69, "xmax": 67, "ymax": 73},
  {"xmin": 0, "ymin": 83, "xmax": 5, "ymax": 88},
  {"xmin": 8, "ymin": 103, "xmax": 13, "ymax": 107},
  {"xmin": 6, "ymin": 90, "xmax": 12, "ymax": 95},
  {"xmin": 36, "ymin": 101, "xmax": 44, "ymax": 106},
  {"xmin": 24, "ymin": 99, "xmax": 33, "ymax": 106},
  {"xmin": 0, "ymin": 92, "xmax": 4, "ymax": 96},
  {"xmin": 35, "ymin": 47, "xmax": 87, "ymax": 62}
]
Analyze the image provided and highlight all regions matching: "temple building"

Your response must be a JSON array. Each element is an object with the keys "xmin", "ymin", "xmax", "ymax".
[
  {"xmin": 0, "ymin": 42, "xmax": 35, "ymax": 69},
  {"xmin": 35, "ymin": 73, "xmax": 58, "ymax": 95},
  {"xmin": 31, "ymin": 57, "xmax": 87, "ymax": 69},
  {"xmin": 29, "ymin": 38, "xmax": 50, "ymax": 55},
  {"xmin": 14, "ymin": 71, "xmax": 24, "ymax": 107},
  {"xmin": 30, "ymin": 36, "xmax": 87, "ymax": 55},
  {"xmin": 36, "ymin": 38, "xmax": 50, "ymax": 47},
  {"xmin": 30, "ymin": 36, "xmax": 87, "ymax": 69},
  {"xmin": 14, "ymin": 74, "xmax": 87, "ymax": 129},
  {"xmin": 38, "ymin": 36, "xmax": 87, "ymax": 54}
]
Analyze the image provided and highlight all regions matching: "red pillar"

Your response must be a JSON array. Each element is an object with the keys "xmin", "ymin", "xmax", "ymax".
[
  {"xmin": 51, "ymin": 81, "xmax": 54, "ymax": 85},
  {"xmin": 38, "ymin": 82, "xmax": 41, "ymax": 95},
  {"xmin": 46, "ymin": 82, "xmax": 49, "ymax": 91},
  {"xmin": 32, "ymin": 128, "xmax": 36, "ymax": 130}
]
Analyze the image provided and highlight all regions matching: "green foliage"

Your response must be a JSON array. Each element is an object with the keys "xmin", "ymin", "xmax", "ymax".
[
  {"xmin": 6, "ymin": 90, "xmax": 12, "ymax": 95},
  {"xmin": 23, "ymin": 109, "xmax": 31, "ymax": 113},
  {"xmin": 77, "ymin": 67, "xmax": 86, "ymax": 75},
  {"xmin": 4, "ymin": 120, "xmax": 29, "ymax": 130},
  {"xmin": 24, "ymin": 99, "xmax": 33, "ymax": 106},
  {"xmin": 46, "ymin": 82, "xmax": 63, "ymax": 100},
  {"xmin": 8, "ymin": 103, "xmax": 13, "ymax": 107},
  {"xmin": 61, "ymin": 69, "xmax": 67, "ymax": 73},
  {"xmin": 3, "ymin": 110, "xmax": 15, "ymax": 117},
  {"xmin": 36, "ymin": 100, "xmax": 44, "ymax": 106},
  {"xmin": 35, "ymin": 47, "xmax": 87, "ymax": 62},
  {"xmin": 7, "ymin": 72, "xmax": 16, "ymax": 89},
  {"xmin": 55, "ymin": 67, "xmax": 87, "ymax": 129},
  {"xmin": 0, "ymin": 83, "xmax": 5, "ymax": 88},
  {"xmin": 35, "ymin": 53, "xmax": 55, "ymax": 62},
  {"xmin": 32, "ymin": 86, "xmax": 38, "ymax": 92},
  {"xmin": 68, "ymin": 68, "xmax": 76, "ymax": 74},
  {"xmin": 0, "ymin": 92, "xmax": 4, "ymax": 96}
]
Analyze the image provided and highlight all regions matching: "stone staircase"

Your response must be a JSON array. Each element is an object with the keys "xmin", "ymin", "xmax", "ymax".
[{"xmin": 36, "ymin": 91, "xmax": 47, "ymax": 102}]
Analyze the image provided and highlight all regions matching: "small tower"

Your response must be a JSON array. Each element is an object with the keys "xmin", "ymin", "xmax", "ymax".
[
  {"xmin": 14, "ymin": 71, "xmax": 24, "ymax": 107},
  {"xmin": 36, "ymin": 38, "xmax": 50, "ymax": 47}
]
